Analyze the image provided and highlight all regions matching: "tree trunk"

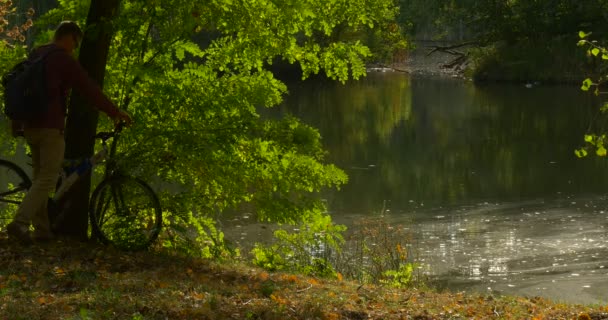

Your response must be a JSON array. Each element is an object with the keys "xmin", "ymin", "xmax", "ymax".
[{"xmin": 54, "ymin": 0, "xmax": 120, "ymax": 239}]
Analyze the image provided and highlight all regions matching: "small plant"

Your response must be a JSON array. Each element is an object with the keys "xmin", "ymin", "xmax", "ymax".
[
  {"xmin": 251, "ymin": 209, "xmax": 345, "ymax": 278},
  {"xmin": 381, "ymin": 263, "xmax": 415, "ymax": 288},
  {"xmin": 575, "ymin": 31, "xmax": 608, "ymax": 158},
  {"xmin": 252, "ymin": 213, "xmax": 419, "ymax": 288},
  {"xmin": 252, "ymin": 243, "xmax": 288, "ymax": 272},
  {"xmin": 332, "ymin": 217, "xmax": 417, "ymax": 287}
]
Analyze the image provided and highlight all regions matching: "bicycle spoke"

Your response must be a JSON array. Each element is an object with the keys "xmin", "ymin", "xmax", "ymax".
[
  {"xmin": 0, "ymin": 160, "xmax": 30, "ymax": 227},
  {"xmin": 95, "ymin": 189, "xmax": 112, "ymax": 228},
  {"xmin": 90, "ymin": 176, "xmax": 162, "ymax": 251}
]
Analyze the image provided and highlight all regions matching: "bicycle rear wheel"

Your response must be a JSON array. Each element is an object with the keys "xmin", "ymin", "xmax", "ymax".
[
  {"xmin": 89, "ymin": 175, "xmax": 162, "ymax": 251},
  {"xmin": 0, "ymin": 160, "xmax": 30, "ymax": 227}
]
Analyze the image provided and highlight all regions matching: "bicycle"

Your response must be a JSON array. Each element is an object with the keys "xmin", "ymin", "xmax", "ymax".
[{"xmin": 0, "ymin": 124, "xmax": 162, "ymax": 250}]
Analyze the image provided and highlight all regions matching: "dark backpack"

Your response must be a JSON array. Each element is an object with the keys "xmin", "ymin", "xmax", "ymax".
[{"xmin": 2, "ymin": 48, "xmax": 59, "ymax": 121}]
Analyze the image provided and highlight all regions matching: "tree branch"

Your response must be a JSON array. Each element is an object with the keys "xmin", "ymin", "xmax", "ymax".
[{"xmin": 426, "ymin": 41, "xmax": 479, "ymax": 56}]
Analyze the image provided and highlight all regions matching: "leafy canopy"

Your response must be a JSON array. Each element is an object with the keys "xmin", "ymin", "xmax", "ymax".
[{"xmin": 36, "ymin": 0, "xmax": 397, "ymax": 256}]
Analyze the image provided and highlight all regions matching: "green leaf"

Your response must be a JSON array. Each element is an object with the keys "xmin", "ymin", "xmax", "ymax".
[
  {"xmin": 575, "ymin": 149, "xmax": 589, "ymax": 158},
  {"xmin": 579, "ymin": 31, "xmax": 591, "ymax": 39},
  {"xmin": 592, "ymin": 48, "xmax": 600, "ymax": 56},
  {"xmin": 581, "ymin": 78, "xmax": 593, "ymax": 91},
  {"xmin": 585, "ymin": 135, "xmax": 594, "ymax": 143},
  {"xmin": 597, "ymin": 146, "xmax": 607, "ymax": 157}
]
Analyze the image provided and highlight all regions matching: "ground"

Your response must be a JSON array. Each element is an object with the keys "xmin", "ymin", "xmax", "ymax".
[
  {"xmin": 369, "ymin": 41, "xmax": 471, "ymax": 80},
  {"xmin": 0, "ymin": 233, "xmax": 607, "ymax": 320}
]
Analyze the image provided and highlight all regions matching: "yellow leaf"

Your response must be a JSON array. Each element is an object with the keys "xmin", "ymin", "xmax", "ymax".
[
  {"xmin": 270, "ymin": 294, "xmax": 287, "ymax": 305},
  {"xmin": 53, "ymin": 267, "xmax": 66, "ymax": 276},
  {"xmin": 336, "ymin": 273, "xmax": 343, "ymax": 282},
  {"xmin": 38, "ymin": 297, "xmax": 47, "ymax": 305},
  {"xmin": 258, "ymin": 272, "xmax": 269, "ymax": 281},
  {"xmin": 324, "ymin": 312, "xmax": 340, "ymax": 320},
  {"xmin": 158, "ymin": 282, "xmax": 169, "ymax": 288},
  {"xmin": 191, "ymin": 292, "xmax": 205, "ymax": 300},
  {"xmin": 578, "ymin": 313, "xmax": 593, "ymax": 320},
  {"xmin": 308, "ymin": 278, "xmax": 319, "ymax": 285}
]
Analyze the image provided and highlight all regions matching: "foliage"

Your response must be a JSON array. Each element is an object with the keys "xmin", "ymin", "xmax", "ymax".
[
  {"xmin": 400, "ymin": 0, "xmax": 608, "ymax": 43},
  {"xmin": 0, "ymin": 2, "xmax": 33, "ymax": 116},
  {"xmin": 397, "ymin": 0, "xmax": 608, "ymax": 82},
  {"xmin": 468, "ymin": 39, "xmax": 590, "ymax": 83},
  {"xmin": 0, "ymin": 1, "xmax": 34, "ymax": 43},
  {"xmin": 332, "ymin": 217, "xmax": 416, "ymax": 287},
  {"xmin": 252, "ymin": 209, "xmax": 345, "ymax": 277},
  {"xmin": 22, "ymin": 0, "xmax": 400, "ymax": 256},
  {"xmin": 0, "ymin": 1, "xmax": 33, "ymax": 154},
  {"xmin": 253, "ymin": 216, "xmax": 418, "ymax": 288},
  {"xmin": 381, "ymin": 263, "xmax": 414, "ymax": 288},
  {"xmin": 575, "ymin": 32, "xmax": 608, "ymax": 158}
]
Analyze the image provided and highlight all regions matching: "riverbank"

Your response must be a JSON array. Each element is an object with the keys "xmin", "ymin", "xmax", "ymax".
[
  {"xmin": 372, "ymin": 40, "xmax": 592, "ymax": 85},
  {"xmin": 369, "ymin": 41, "xmax": 471, "ymax": 80},
  {"xmin": 1, "ymin": 236, "xmax": 606, "ymax": 320}
]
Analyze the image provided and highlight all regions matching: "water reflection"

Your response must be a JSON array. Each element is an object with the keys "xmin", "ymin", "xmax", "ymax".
[
  {"xmin": 389, "ymin": 198, "xmax": 608, "ymax": 304},
  {"xmin": 279, "ymin": 73, "xmax": 608, "ymax": 303},
  {"xmin": 282, "ymin": 74, "xmax": 608, "ymax": 213}
]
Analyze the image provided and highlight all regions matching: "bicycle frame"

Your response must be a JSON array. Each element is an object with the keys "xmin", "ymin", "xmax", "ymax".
[
  {"xmin": 53, "ymin": 124, "xmax": 123, "ymax": 202},
  {"xmin": 53, "ymin": 144, "xmax": 109, "ymax": 201}
]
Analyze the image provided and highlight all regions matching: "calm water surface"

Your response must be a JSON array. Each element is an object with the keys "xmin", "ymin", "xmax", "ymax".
[{"xmin": 273, "ymin": 73, "xmax": 608, "ymax": 304}]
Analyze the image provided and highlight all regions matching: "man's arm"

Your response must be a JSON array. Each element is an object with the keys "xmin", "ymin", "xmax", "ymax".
[{"xmin": 54, "ymin": 52, "xmax": 131, "ymax": 124}]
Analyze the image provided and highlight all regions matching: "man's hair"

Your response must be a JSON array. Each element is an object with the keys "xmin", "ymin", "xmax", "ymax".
[{"xmin": 53, "ymin": 21, "xmax": 83, "ymax": 42}]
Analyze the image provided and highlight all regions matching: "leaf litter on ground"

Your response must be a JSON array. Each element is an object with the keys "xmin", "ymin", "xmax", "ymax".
[{"xmin": 0, "ymin": 232, "xmax": 606, "ymax": 319}]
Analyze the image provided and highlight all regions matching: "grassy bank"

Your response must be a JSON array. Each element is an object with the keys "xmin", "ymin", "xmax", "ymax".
[
  {"xmin": 0, "ymin": 235, "xmax": 607, "ymax": 320},
  {"xmin": 470, "ymin": 38, "xmax": 594, "ymax": 85}
]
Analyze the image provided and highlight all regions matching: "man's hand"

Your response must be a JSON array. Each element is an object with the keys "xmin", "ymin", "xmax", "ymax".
[{"xmin": 114, "ymin": 110, "xmax": 133, "ymax": 127}]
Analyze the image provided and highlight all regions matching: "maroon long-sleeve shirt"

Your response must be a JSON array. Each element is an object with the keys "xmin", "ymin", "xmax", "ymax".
[{"xmin": 24, "ymin": 44, "xmax": 119, "ymax": 130}]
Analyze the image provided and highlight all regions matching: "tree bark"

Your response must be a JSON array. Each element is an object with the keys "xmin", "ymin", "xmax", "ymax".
[{"xmin": 54, "ymin": 0, "xmax": 120, "ymax": 239}]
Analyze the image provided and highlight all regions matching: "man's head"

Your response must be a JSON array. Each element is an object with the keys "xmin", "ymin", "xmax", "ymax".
[{"xmin": 53, "ymin": 21, "xmax": 83, "ymax": 54}]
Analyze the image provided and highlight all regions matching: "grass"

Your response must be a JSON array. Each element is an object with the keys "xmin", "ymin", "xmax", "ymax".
[{"xmin": 0, "ymin": 234, "xmax": 607, "ymax": 320}]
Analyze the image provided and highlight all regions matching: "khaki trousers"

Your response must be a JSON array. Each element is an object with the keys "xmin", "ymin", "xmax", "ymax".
[{"xmin": 13, "ymin": 128, "xmax": 64, "ymax": 236}]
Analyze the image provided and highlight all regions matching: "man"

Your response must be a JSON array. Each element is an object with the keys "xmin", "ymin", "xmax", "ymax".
[{"xmin": 6, "ymin": 21, "xmax": 132, "ymax": 243}]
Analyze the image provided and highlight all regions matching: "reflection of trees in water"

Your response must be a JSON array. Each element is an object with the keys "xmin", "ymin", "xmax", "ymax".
[
  {"xmin": 284, "ymin": 73, "xmax": 412, "ymax": 163},
  {"xmin": 284, "ymin": 76, "xmax": 608, "ymax": 214}
]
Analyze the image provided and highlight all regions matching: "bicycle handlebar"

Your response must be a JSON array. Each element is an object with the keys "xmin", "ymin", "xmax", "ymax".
[{"xmin": 95, "ymin": 122, "xmax": 126, "ymax": 142}]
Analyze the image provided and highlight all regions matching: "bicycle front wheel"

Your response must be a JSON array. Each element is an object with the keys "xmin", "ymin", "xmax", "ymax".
[
  {"xmin": 0, "ymin": 160, "xmax": 30, "ymax": 227},
  {"xmin": 89, "ymin": 175, "xmax": 162, "ymax": 251}
]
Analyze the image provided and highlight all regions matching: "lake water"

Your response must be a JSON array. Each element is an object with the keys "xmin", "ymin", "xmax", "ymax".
[{"xmin": 273, "ymin": 73, "xmax": 608, "ymax": 304}]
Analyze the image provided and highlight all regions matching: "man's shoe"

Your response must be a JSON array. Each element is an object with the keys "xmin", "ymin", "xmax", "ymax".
[{"xmin": 7, "ymin": 222, "xmax": 32, "ymax": 245}]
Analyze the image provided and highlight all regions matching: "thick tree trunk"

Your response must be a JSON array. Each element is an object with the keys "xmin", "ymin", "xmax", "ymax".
[{"xmin": 54, "ymin": 0, "xmax": 120, "ymax": 239}]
